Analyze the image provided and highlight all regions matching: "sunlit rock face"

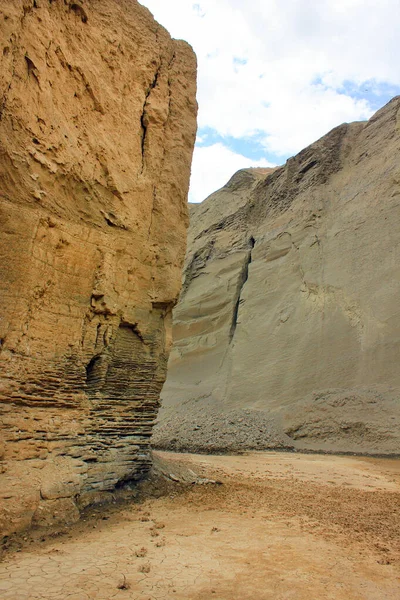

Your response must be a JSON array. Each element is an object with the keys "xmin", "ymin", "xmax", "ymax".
[
  {"xmin": 0, "ymin": 0, "xmax": 197, "ymax": 536},
  {"xmin": 157, "ymin": 98, "xmax": 400, "ymax": 456}
]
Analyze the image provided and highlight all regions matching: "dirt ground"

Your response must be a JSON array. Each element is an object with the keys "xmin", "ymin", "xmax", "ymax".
[{"xmin": 1, "ymin": 451, "xmax": 399, "ymax": 600}]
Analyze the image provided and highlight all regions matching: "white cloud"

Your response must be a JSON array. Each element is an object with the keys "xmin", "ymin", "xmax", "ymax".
[
  {"xmin": 189, "ymin": 143, "xmax": 274, "ymax": 203},
  {"xmin": 259, "ymin": 86, "xmax": 371, "ymax": 155},
  {"xmin": 140, "ymin": 0, "xmax": 400, "ymax": 201}
]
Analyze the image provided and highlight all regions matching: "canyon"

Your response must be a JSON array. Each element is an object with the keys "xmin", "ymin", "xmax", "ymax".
[{"xmin": 0, "ymin": 6, "xmax": 399, "ymax": 600}]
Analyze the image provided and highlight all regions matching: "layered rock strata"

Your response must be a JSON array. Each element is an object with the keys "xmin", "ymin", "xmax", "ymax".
[
  {"xmin": 0, "ymin": 0, "xmax": 197, "ymax": 536},
  {"xmin": 156, "ymin": 98, "xmax": 400, "ymax": 455}
]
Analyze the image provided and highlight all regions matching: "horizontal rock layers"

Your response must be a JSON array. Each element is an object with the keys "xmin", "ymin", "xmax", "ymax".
[
  {"xmin": 0, "ymin": 0, "xmax": 197, "ymax": 536},
  {"xmin": 157, "ymin": 98, "xmax": 400, "ymax": 455}
]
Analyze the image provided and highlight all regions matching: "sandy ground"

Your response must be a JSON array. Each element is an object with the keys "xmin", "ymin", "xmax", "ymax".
[{"xmin": 1, "ymin": 451, "xmax": 399, "ymax": 600}]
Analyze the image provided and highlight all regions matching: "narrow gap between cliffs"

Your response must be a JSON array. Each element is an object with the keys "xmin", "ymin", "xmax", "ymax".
[{"xmin": 229, "ymin": 236, "xmax": 255, "ymax": 343}]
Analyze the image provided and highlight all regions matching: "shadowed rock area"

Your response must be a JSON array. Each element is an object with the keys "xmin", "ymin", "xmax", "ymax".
[
  {"xmin": 155, "ymin": 98, "xmax": 400, "ymax": 455},
  {"xmin": 0, "ymin": 0, "xmax": 197, "ymax": 537}
]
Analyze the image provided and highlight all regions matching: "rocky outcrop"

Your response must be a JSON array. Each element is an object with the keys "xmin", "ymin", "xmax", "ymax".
[
  {"xmin": 0, "ymin": 0, "xmax": 197, "ymax": 537},
  {"xmin": 156, "ymin": 98, "xmax": 400, "ymax": 456}
]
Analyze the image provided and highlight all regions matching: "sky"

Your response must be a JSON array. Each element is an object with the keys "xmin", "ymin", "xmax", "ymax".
[{"xmin": 140, "ymin": 0, "xmax": 400, "ymax": 203}]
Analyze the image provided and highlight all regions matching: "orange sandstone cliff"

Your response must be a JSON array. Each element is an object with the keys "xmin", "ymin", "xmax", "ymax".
[{"xmin": 0, "ymin": 0, "xmax": 197, "ymax": 536}]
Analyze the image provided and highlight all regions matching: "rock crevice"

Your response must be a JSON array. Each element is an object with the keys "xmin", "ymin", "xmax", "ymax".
[{"xmin": 229, "ymin": 237, "xmax": 255, "ymax": 343}]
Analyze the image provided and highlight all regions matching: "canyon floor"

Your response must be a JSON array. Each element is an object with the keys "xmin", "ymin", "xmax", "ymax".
[{"xmin": 1, "ymin": 451, "xmax": 399, "ymax": 600}]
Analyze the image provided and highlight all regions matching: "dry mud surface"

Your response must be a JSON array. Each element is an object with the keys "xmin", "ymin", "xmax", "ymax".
[{"xmin": 1, "ymin": 451, "xmax": 399, "ymax": 600}]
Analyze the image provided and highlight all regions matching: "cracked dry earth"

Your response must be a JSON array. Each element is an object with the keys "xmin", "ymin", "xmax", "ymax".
[{"xmin": 1, "ymin": 452, "xmax": 400, "ymax": 600}]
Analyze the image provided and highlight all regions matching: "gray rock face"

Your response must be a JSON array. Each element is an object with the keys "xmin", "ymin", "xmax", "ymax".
[{"xmin": 156, "ymin": 98, "xmax": 400, "ymax": 455}]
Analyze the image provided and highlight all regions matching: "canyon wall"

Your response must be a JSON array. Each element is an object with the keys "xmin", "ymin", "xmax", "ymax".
[
  {"xmin": 0, "ymin": 0, "xmax": 197, "ymax": 536},
  {"xmin": 156, "ymin": 98, "xmax": 400, "ymax": 455}
]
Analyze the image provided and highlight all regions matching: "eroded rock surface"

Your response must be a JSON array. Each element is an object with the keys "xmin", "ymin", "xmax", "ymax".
[
  {"xmin": 0, "ymin": 0, "xmax": 197, "ymax": 536},
  {"xmin": 156, "ymin": 98, "xmax": 400, "ymax": 455}
]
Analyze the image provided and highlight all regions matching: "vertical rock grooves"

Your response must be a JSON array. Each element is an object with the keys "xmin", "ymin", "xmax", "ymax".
[
  {"xmin": 0, "ymin": 0, "xmax": 197, "ymax": 538},
  {"xmin": 229, "ymin": 237, "xmax": 255, "ymax": 343}
]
